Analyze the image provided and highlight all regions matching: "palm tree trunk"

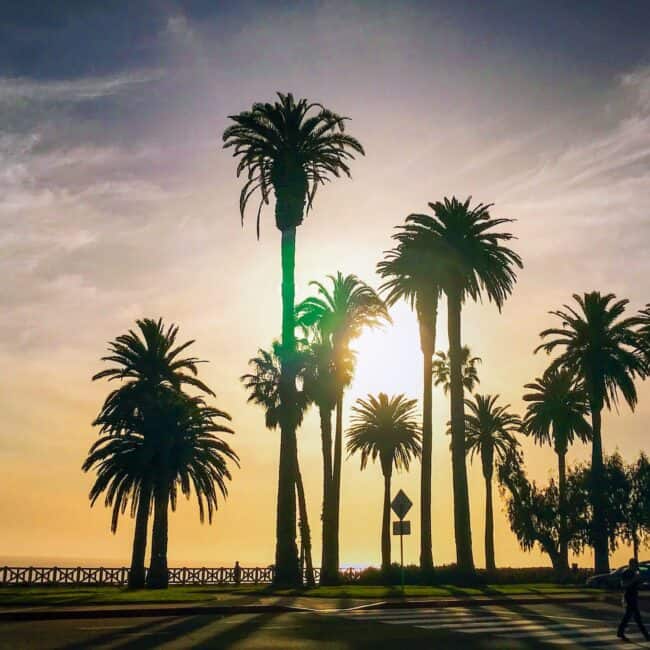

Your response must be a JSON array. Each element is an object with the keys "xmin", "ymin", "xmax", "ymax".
[
  {"xmin": 275, "ymin": 227, "xmax": 300, "ymax": 586},
  {"xmin": 295, "ymin": 460, "xmax": 315, "ymax": 586},
  {"xmin": 128, "ymin": 481, "xmax": 151, "ymax": 589},
  {"xmin": 319, "ymin": 405, "xmax": 336, "ymax": 585},
  {"xmin": 418, "ymin": 294, "xmax": 436, "ymax": 575},
  {"xmin": 590, "ymin": 404, "xmax": 609, "ymax": 574},
  {"xmin": 326, "ymin": 390, "xmax": 344, "ymax": 584},
  {"xmin": 147, "ymin": 481, "xmax": 170, "ymax": 589},
  {"xmin": 557, "ymin": 450, "xmax": 569, "ymax": 576},
  {"xmin": 633, "ymin": 529, "xmax": 639, "ymax": 563},
  {"xmin": 484, "ymin": 474, "xmax": 495, "ymax": 571},
  {"xmin": 447, "ymin": 287, "xmax": 474, "ymax": 571},
  {"xmin": 382, "ymin": 472, "xmax": 392, "ymax": 573}
]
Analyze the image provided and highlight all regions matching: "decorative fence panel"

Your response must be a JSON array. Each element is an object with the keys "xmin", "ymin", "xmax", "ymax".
[{"xmin": 0, "ymin": 566, "xmax": 347, "ymax": 586}]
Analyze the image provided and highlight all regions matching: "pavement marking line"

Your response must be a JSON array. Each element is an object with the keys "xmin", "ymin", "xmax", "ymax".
[{"xmin": 504, "ymin": 625, "xmax": 613, "ymax": 639}]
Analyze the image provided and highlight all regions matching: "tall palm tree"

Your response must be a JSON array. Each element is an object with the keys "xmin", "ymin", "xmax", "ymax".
[
  {"xmin": 346, "ymin": 393, "xmax": 421, "ymax": 572},
  {"xmin": 522, "ymin": 368, "xmax": 591, "ymax": 574},
  {"xmin": 432, "ymin": 347, "xmax": 482, "ymax": 395},
  {"xmin": 536, "ymin": 292, "xmax": 644, "ymax": 573},
  {"xmin": 462, "ymin": 394, "xmax": 520, "ymax": 571},
  {"xmin": 300, "ymin": 326, "xmax": 354, "ymax": 579},
  {"xmin": 224, "ymin": 93, "xmax": 364, "ymax": 585},
  {"xmin": 91, "ymin": 318, "xmax": 213, "ymax": 589},
  {"xmin": 147, "ymin": 389, "xmax": 238, "ymax": 588},
  {"xmin": 297, "ymin": 272, "xmax": 390, "ymax": 583},
  {"xmin": 405, "ymin": 197, "xmax": 522, "ymax": 571},
  {"xmin": 241, "ymin": 344, "xmax": 315, "ymax": 585},
  {"xmin": 377, "ymin": 237, "xmax": 441, "ymax": 573}
]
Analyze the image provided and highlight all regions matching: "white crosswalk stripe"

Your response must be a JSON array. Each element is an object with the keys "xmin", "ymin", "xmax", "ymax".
[{"xmin": 328, "ymin": 606, "xmax": 650, "ymax": 648}]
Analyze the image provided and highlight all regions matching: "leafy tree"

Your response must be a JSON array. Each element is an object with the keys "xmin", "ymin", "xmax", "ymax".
[
  {"xmin": 462, "ymin": 394, "xmax": 520, "ymax": 571},
  {"xmin": 297, "ymin": 273, "xmax": 390, "ymax": 583},
  {"xmin": 224, "ymin": 93, "xmax": 364, "ymax": 584},
  {"xmin": 498, "ymin": 451, "xmax": 589, "ymax": 572},
  {"xmin": 346, "ymin": 394, "xmax": 421, "ymax": 572},
  {"xmin": 405, "ymin": 197, "xmax": 522, "ymax": 571},
  {"xmin": 536, "ymin": 292, "xmax": 644, "ymax": 572},
  {"xmin": 91, "ymin": 318, "xmax": 214, "ymax": 589},
  {"xmin": 619, "ymin": 453, "xmax": 650, "ymax": 561},
  {"xmin": 377, "ymin": 234, "xmax": 442, "ymax": 573},
  {"xmin": 432, "ymin": 347, "xmax": 482, "ymax": 395},
  {"xmin": 522, "ymin": 368, "xmax": 591, "ymax": 573},
  {"xmin": 241, "ymin": 344, "xmax": 315, "ymax": 585}
]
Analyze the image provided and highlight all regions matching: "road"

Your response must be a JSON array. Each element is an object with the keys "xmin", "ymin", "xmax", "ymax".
[{"xmin": 1, "ymin": 600, "xmax": 649, "ymax": 648}]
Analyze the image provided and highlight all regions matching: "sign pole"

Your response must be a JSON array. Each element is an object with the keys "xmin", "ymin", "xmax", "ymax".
[
  {"xmin": 390, "ymin": 489, "xmax": 412, "ymax": 594},
  {"xmin": 399, "ymin": 517, "xmax": 404, "ymax": 591}
]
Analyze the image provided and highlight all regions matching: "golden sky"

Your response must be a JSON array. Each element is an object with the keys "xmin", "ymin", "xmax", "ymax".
[{"xmin": 1, "ymin": 2, "xmax": 650, "ymax": 570}]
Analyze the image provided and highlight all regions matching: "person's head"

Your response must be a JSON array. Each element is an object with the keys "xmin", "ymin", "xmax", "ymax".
[{"xmin": 629, "ymin": 558, "xmax": 638, "ymax": 569}]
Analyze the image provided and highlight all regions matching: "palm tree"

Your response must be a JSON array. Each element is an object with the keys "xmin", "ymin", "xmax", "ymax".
[
  {"xmin": 224, "ymin": 94, "xmax": 364, "ymax": 585},
  {"xmin": 297, "ymin": 272, "xmax": 390, "ymax": 583},
  {"xmin": 635, "ymin": 304, "xmax": 650, "ymax": 371},
  {"xmin": 82, "ymin": 431, "xmax": 153, "ymax": 588},
  {"xmin": 91, "ymin": 318, "xmax": 213, "ymax": 589},
  {"xmin": 377, "ymin": 236, "xmax": 441, "ymax": 573},
  {"xmin": 405, "ymin": 197, "xmax": 522, "ymax": 571},
  {"xmin": 146, "ymin": 390, "xmax": 238, "ymax": 588},
  {"xmin": 346, "ymin": 393, "xmax": 421, "ymax": 572},
  {"xmin": 522, "ymin": 368, "xmax": 591, "ymax": 574},
  {"xmin": 536, "ymin": 292, "xmax": 644, "ymax": 573},
  {"xmin": 241, "ymin": 344, "xmax": 315, "ymax": 585},
  {"xmin": 462, "ymin": 394, "xmax": 520, "ymax": 571},
  {"xmin": 432, "ymin": 347, "xmax": 482, "ymax": 395}
]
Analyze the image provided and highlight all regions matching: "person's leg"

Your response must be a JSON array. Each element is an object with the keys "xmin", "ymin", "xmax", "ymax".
[
  {"xmin": 618, "ymin": 603, "xmax": 633, "ymax": 637},
  {"xmin": 632, "ymin": 604, "xmax": 649, "ymax": 638}
]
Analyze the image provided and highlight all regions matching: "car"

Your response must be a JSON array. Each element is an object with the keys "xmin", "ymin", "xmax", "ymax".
[{"xmin": 586, "ymin": 561, "xmax": 650, "ymax": 590}]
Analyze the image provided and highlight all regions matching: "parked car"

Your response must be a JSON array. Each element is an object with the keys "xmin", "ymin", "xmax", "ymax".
[{"xmin": 586, "ymin": 561, "xmax": 650, "ymax": 589}]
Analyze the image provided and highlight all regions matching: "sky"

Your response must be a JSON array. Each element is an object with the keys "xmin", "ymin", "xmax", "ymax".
[{"xmin": 2, "ymin": 0, "xmax": 650, "ymax": 570}]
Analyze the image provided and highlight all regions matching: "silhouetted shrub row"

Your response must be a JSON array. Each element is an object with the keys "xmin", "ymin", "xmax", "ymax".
[{"xmin": 341, "ymin": 564, "xmax": 591, "ymax": 586}]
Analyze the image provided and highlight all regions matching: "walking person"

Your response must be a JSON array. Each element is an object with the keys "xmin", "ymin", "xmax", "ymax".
[{"xmin": 617, "ymin": 558, "xmax": 650, "ymax": 642}]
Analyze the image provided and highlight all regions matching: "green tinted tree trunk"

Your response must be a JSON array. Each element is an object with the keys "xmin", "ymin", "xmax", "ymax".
[
  {"xmin": 589, "ymin": 404, "xmax": 609, "ymax": 574},
  {"xmin": 382, "ymin": 471, "xmax": 392, "ymax": 573},
  {"xmin": 447, "ymin": 286, "xmax": 475, "ymax": 572},
  {"xmin": 128, "ymin": 481, "xmax": 151, "ymax": 589},
  {"xmin": 275, "ymin": 227, "xmax": 301, "ymax": 585},
  {"xmin": 328, "ymin": 390, "xmax": 344, "ymax": 583},
  {"xmin": 319, "ymin": 405, "xmax": 336, "ymax": 585},
  {"xmin": 295, "ymin": 460, "xmax": 315, "ymax": 586},
  {"xmin": 484, "ymin": 473, "xmax": 495, "ymax": 571},
  {"xmin": 557, "ymin": 448, "xmax": 569, "ymax": 576},
  {"xmin": 147, "ymin": 481, "xmax": 170, "ymax": 589},
  {"xmin": 417, "ymin": 292, "xmax": 437, "ymax": 575}
]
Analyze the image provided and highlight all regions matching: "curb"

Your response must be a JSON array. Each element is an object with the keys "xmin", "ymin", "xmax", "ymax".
[{"xmin": 0, "ymin": 594, "xmax": 604, "ymax": 622}]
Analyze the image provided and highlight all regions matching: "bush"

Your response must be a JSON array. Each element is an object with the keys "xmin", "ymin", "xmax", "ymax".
[{"xmin": 339, "ymin": 564, "xmax": 590, "ymax": 586}]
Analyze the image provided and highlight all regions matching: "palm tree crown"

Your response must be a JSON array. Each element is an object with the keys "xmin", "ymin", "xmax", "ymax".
[
  {"xmin": 223, "ymin": 92, "xmax": 365, "ymax": 235},
  {"xmin": 347, "ymin": 393, "xmax": 422, "ymax": 475},
  {"xmin": 523, "ymin": 368, "xmax": 591, "ymax": 456},
  {"xmin": 536, "ymin": 292, "xmax": 644, "ymax": 411},
  {"xmin": 432, "ymin": 347, "xmax": 482, "ymax": 395}
]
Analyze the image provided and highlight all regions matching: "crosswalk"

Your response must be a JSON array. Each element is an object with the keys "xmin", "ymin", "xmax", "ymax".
[{"xmin": 329, "ymin": 605, "xmax": 650, "ymax": 647}]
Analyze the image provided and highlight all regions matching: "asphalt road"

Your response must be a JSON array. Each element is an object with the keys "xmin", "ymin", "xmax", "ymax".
[{"xmin": 1, "ymin": 600, "xmax": 649, "ymax": 649}]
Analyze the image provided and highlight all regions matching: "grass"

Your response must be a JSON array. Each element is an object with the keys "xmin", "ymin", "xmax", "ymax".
[{"xmin": 0, "ymin": 582, "xmax": 588, "ymax": 607}]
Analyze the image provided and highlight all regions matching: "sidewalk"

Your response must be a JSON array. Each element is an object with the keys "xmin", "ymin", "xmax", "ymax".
[{"xmin": 2, "ymin": 590, "xmax": 635, "ymax": 622}]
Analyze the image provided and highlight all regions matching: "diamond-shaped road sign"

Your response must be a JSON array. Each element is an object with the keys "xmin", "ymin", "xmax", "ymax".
[{"xmin": 391, "ymin": 489, "xmax": 412, "ymax": 520}]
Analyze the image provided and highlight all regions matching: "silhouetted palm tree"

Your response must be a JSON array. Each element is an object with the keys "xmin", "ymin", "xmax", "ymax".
[
  {"xmin": 297, "ymin": 272, "xmax": 390, "ymax": 583},
  {"xmin": 300, "ymin": 327, "xmax": 354, "ymax": 579},
  {"xmin": 432, "ymin": 347, "xmax": 482, "ymax": 395},
  {"xmin": 92, "ymin": 318, "xmax": 214, "ymax": 589},
  {"xmin": 377, "ymin": 236, "xmax": 441, "ymax": 573},
  {"xmin": 224, "ymin": 94, "xmax": 364, "ymax": 585},
  {"xmin": 146, "ymin": 390, "xmax": 238, "ymax": 588},
  {"xmin": 462, "ymin": 394, "xmax": 520, "ymax": 571},
  {"xmin": 405, "ymin": 197, "xmax": 522, "ymax": 571},
  {"xmin": 635, "ymin": 304, "xmax": 650, "ymax": 371},
  {"xmin": 346, "ymin": 393, "xmax": 421, "ymax": 572},
  {"xmin": 536, "ymin": 292, "xmax": 644, "ymax": 573},
  {"xmin": 241, "ymin": 344, "xmax": 315, "ymax": 585},
  {"xmin": 522, "ymin": 368, "xmax": 591, "ymax": 574}
]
